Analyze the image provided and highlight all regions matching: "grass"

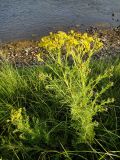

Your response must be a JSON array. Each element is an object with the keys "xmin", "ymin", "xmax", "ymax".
[
  {"xmin": 0, "ymin": 31, "xmax": 120, "ymax": 160},
  {"xmin": 0, "ymin": 57, "xmax": 119, "ymax": 160}
]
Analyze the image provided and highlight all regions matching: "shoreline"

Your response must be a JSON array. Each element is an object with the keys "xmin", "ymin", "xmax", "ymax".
[{"xmin": 0, "ymin": 25, "xmax": 120, "ymax": 66}]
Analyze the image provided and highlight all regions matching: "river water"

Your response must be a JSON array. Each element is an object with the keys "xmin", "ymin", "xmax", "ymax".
[{"xmin": 0, "ymin": 0, "xmax": 120, "ymax": 42}]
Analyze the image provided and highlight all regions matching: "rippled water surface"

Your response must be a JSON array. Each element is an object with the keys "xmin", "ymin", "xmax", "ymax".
[{"xmin": 0, "ymin": 0, "xmax": 120, "ymax": 41}]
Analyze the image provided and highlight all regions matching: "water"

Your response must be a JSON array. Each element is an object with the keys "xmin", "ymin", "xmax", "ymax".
[{"xmin": 0, "ymin": 0, "xmax": 120, "ymax": 42}]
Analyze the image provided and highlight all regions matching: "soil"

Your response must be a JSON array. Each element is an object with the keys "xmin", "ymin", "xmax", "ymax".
[
  {"xmin": 87, "ymin": 26, "xmax": 120, "ymax": 59},
  {"xmin": 0, "ymin": 26, "xmax": 120, "ymax": 67}
]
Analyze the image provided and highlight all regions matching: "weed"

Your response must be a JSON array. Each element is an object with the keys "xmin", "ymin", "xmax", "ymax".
[{"xmin": 37, "ymin": 31, "xmax": 114, "ymax": 143}]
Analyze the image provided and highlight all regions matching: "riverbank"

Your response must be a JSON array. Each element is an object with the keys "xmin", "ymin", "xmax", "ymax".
[
  {"xmin": 0, "ymin": 29, "xmax": 120, "ymax": 160},
  {"xmin": 0, "ymin": 26, "xmax": 120, "ymax": 66}
]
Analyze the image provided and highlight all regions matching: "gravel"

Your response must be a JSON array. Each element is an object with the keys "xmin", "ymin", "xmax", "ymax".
[{"xmin": 0, "ymin": 26, "xmax": 120, "ymax": 67}]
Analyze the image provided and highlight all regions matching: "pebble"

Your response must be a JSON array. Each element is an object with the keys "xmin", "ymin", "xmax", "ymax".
[{"xmin": 0, "ymin": 27, "xmax": 120, "ymax": 67}]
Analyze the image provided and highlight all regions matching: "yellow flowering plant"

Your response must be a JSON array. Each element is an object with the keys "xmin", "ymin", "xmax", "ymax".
[
  {"xmin": 8, "ymin": 108, "xmax": 33, "ymax": 139},
  {"xmin": 37, "ymin": 30, "xmax": 114, "ymax": 143},
  {"xmin": 7, "ymin": 106, "xmax": 50, "ymax": 145}
]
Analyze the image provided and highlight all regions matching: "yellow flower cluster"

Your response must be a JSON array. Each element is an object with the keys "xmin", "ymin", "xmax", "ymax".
[
  {"xmin": 39, "ymin": 30, "xmax": 103, "ymax": 55},
  {"xmin": 10, "ymin": 108, "xmax": 22, "ymax": 124},
  {"xmin": 40, "ymin": 31, "xmax": 67, "ymax": 51}
]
